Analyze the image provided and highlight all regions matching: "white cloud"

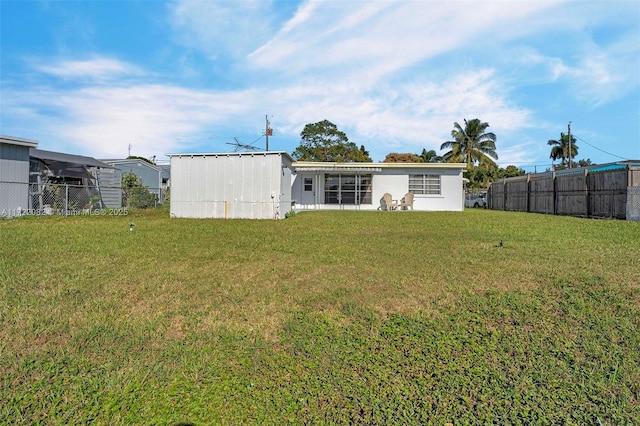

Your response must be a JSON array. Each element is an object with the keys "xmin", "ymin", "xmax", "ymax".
[
  {"xmin": 3, "ymin": 0, "xmax": 637, "ymax": 167},
  {"xmin": 36, "ymin": 57, "xmax": 143, "ymax": 81},
  {"xmin": 4, "ymin": 60, "xmax": 529, "ymax": 162},
  {"xmin": 248, "ymin": 1, "xmax": 558, "ymax": 80}
]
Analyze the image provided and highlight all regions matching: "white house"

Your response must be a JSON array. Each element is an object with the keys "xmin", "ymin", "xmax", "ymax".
[
  {"xmin": 168, "ymin": 151, "xmax": 465, "ymax": 219},
  {"xmin": 291, "ymin": 161, "xmax": 465, "ymax": 211},
  {"xmin": 101, "ymin": 158, "xmax": 165, "ymax": 203},
  {"xmin": 168, "ymin": 151, "xmax": 294, "ymax": 219}
]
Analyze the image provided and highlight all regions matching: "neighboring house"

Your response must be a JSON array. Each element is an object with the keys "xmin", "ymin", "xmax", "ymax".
[
  {"xmin": 292, "ymin": 161, "xmax": 465, "ymax": 212},
  {"xmin": 101, "ymin": 158, "xmax": 165, "ymax": 203},
  {"xmin": 168, "ymin": 151, "xmax": 294, "ymax": 219},
  {"xmin": 168, "ymin": 151, "xmax": 465, "ymax": 219},
  {"xmin": 0, "ymin": 135, "xmax": 39, "ymax": 217},
  {"xmin": 159, "ymin": 164, "xmax": 171, "ymax": 191},
  {"xmin": 29, "ymin": 149, "xmax": 115, "ymax": 212}
]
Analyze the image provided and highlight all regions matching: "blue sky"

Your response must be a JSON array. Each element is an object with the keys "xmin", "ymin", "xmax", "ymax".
[{"xmin": 1, "ymin": 0, "xmax": 638, "ymax": 170}]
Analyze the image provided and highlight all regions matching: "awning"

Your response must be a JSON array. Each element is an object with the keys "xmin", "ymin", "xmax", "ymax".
[
  {"xmin": 30, "ymin": 149, "xmax": 114, "ymax": 169},
  {"xmin": 296, "ymin": 167, "xmax": 383, "ymax": 172},
  {"xmin": 30, "ymin": 148, "xmax": 115, "ymax": 179}
]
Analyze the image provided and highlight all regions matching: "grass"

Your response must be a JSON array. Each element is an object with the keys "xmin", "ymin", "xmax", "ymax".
[{"xmin": 1, "ymin": 207, "xmax": 639, "ymax": 424}]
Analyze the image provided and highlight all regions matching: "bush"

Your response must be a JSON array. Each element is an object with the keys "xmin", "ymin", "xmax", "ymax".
[{"xmin": 122, "ymin": 173, "xmax": 158, "ymax": 209}]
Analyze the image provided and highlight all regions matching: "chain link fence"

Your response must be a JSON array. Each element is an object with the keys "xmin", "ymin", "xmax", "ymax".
[{"xmin": 1, "ymin": 180, "xmax": 167, "ymax": 218}]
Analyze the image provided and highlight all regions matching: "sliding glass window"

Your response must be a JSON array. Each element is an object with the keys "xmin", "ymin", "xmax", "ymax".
[{"xmin": 325, "ymin": 174, "xmax": 372, "ymax": 205}]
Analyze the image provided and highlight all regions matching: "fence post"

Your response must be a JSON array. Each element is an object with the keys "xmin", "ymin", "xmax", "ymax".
[
  {"xmin": 553, "ymin": 171, "xmax": 557, "ymax": 215},
  {"xmin": 65, "ymin": 184, "xmax": 69, "ymax": 216},
  {"xmin": 585, "ymin": 168, "xmax": 590, "ymax": 218},
  {"xmin": 526, "ymin": 174, "xmax": 531, "ymax": 213},
  {"xmin": 503, "ymin": 177, "xmax": 507, "ymax": 211}
]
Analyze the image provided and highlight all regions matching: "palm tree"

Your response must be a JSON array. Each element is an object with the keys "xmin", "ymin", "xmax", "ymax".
[
  {"xmin": 547, "ymin": 132, "xmax": 578, "ymax": 168},
  {"xmin": 440, "ymin": 118, "xmax": 498, "ymax": 169},
  {"xmin": 419, "ymin": 148, "xmax": 442, "ymax": 163}
]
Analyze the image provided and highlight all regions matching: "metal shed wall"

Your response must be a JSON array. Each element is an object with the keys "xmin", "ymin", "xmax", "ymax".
[
  {"xmin": 169, "ymin": 152, "xmax": 293, "ymax": 219},
  {"xmin": 0, "ymin": 137, "xmax": 38, "ymax": 217}
]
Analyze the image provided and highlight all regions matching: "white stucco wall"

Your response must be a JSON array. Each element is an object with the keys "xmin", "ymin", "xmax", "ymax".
[{"xmin": 291, "ymin": 162, "xmax": 465, "ymax": 212}]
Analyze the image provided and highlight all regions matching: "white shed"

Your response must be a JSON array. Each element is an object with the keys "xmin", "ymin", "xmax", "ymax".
[
  {"xmin": 291, "ymin": 162, "xmax": 466, "ymax": 211},
  {"xmin": 168, "ymin": 151, "xmax": 294, "ymax": 219}
]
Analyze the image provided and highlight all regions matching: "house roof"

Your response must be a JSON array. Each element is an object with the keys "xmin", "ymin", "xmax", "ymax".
[
  {"xmin": 1, "ymin": 135, "xmax": 39, "ymax": 148},
  {"xmin": 101, "ymin": 158, "xmax": 162, "ymax": 172}
]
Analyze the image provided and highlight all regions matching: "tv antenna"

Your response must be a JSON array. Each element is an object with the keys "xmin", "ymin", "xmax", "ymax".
[{"xmin": 226, "ymin": 137, "xmax": 261, "ymax": 152}]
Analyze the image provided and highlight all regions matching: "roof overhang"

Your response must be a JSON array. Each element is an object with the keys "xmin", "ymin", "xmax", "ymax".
[
  {"xmin": 1, "ymin": 135, "xmax": 39, "ymax": 148},
  {"xmin": 167, "ymin": 151, "xmax": 294, "ymax": 163},
  {"xmin": 101, "ymin": 159, "xmax": 162, "ymax": 172},
  {"xmin": 292, "ymin": 161, "xmax": 466, "ymax": 172},
  {"xmin": 30, "ymin": 149, "xmax": 114, "ymax": 169}
]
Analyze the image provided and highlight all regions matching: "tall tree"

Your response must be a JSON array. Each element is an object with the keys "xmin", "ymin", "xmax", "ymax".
[
  {"xmin": 292, "ymin": 120, "xmax": 372, "ymax": 162},
  {"xmin": 547, "ymin": 132, "xmax": 578, "ymax": 168},
  {"xmin": 440, "ymin": 118, "xmax": 498, "ymax": 168}
]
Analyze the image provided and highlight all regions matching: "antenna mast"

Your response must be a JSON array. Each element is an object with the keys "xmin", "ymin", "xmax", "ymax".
[{"xmin": 226, "ymin": 137, "xmax": 260, "ymax": 152}]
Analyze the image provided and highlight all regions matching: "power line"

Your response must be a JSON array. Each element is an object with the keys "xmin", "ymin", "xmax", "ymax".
[{"xmin": 574, "ymin": 135, "xmax": 627, "ymax": 160}]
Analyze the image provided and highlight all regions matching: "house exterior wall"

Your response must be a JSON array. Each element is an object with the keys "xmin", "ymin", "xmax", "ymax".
[
  {"xmin": 291, "ymin": 163, "xmax": 465, "ymax": 212},
  {"xmin": 169, "ymin": 152, "xmax": 293, "ymax": 219},
  {"xmin": 102, "ymin": 159, "xmax": 163, "ymax": 200},
  {"xmin": 0, "ymin": 136, "xmax": 38, "ymax": 217}
]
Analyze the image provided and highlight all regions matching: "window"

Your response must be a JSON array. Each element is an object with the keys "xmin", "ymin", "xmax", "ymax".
[
  {"xmin": 304, "ymin": 177, "xmax": 313, "ymax": 191},
  {"xmin": 324, "ymin": 174, "xmax": 372, "ymax": 204},
  {"xmin": 409, "ymin": 174, "xmax": 441, "ymax": 195}
]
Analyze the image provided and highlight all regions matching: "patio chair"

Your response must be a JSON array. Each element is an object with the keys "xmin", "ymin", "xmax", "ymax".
[
  {"xmin": 381, "ymin": 193, "xmax": 397, "ymax": 210},
  {"xmin": 398, "ymin": 193, "xmax": 414, "ymax": 210}
]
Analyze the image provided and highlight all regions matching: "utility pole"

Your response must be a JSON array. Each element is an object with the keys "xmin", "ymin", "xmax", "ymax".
[
  {"xmin": 265, "ymin": 115, "xmax": 272, "ymax": 151},
  {"xmin": 567, "ymin": 122, "xmax": 572, "ymax": 169},
  {"xmin": 128, "ymin": 143, "xmax": 132, "ymax": 157}
]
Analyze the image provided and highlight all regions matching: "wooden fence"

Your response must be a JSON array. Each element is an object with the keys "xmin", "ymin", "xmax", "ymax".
[{"xmin": 487, "ymin": 162, "xmax": 640, "ymax": 220}]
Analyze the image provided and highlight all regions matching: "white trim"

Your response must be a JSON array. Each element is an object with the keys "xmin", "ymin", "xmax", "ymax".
[
  {"xmin": 0, "ymin": 135, "xmax": 39, "ymax": 148},
  {"xmin": 293, "ymin": 161, "xmax": 466, "ymax": 170}
]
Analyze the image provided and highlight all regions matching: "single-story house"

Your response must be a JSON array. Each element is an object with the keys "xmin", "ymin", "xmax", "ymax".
[
  {"xmin": 168, "ymin": 151, "xmax": 465, "ymax": 219},
  {"xmin": 292, "ymin": 161, "xmax": 465, "ymax": 211},
  {"xmin": 159, "ymin": 164, "xmax": 171, "ymax": 191},
  {"xmin": 0, "ymin": 135, "xmax": 39, "ymax": 217},
  {"xmin": 101, "ymin": 158, "xmax": 165, "ymax": 203}
]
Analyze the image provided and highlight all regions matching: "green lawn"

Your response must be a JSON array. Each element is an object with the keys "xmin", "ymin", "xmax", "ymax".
[{"xmin": 1, "ymin": 208, "xmax": 639, "ymax": 424}]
